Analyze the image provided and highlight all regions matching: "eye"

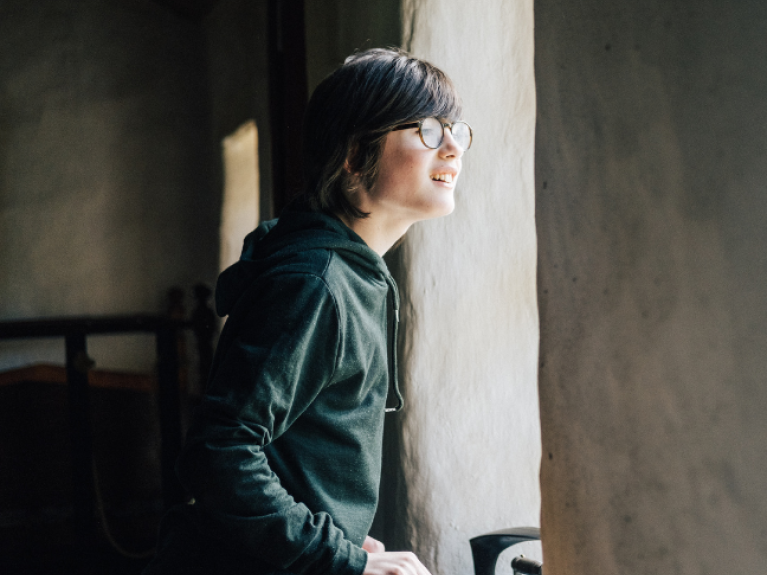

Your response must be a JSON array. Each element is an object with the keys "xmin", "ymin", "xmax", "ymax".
[
  {"xmin": 419, "ymin": 117, "xmax": 444, "ymax": 148},
  {"xmin": 421, "ymin": 125, "xmax": 439, "ymax": 138}
]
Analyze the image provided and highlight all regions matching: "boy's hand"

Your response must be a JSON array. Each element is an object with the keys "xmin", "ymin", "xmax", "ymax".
[
  {"xmin": 363, "ymin": 551, "xmax": 433, "ymax": 575},
  {"xmin": 362, "ymin": 536, "xmax": 386, "ymax": 553}
]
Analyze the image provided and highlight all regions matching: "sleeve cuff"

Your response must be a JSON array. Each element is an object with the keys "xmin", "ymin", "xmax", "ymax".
[{"xmin": 329, "ymin": 539, "xmax": 368, "ymax": 575}]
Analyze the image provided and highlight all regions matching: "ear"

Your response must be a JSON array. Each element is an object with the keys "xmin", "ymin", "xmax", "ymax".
[
  {"xmin": 344, "ymin": 142, "xmax": 361, "ymax": 175},
  {"xmin": 343, "ymin": 162, "xmax": 363, "ymax": 195}
]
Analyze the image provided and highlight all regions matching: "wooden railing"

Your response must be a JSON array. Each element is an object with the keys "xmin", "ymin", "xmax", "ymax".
[{"xmin": 0, "ymin": 302, "xmax": 215, "ymax": 548}]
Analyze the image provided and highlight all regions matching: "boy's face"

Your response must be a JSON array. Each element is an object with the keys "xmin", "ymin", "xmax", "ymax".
[{"xmin": 363, "ymin": 120, "xmax": 463, "ymax": 225}]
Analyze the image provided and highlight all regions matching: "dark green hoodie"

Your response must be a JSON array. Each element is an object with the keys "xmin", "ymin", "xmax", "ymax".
[{"xmin": 145, "ymin": 205, "xmax": 401, "ymax": 575}]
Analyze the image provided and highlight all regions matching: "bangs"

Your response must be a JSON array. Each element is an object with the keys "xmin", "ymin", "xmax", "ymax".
[
  {"xmin": 344, "ymin": 49, "xmax": 464, "ymax": 135},
  {"xmin": 404, "ymin": 65, "xmax": 463, "ymax": 124}
]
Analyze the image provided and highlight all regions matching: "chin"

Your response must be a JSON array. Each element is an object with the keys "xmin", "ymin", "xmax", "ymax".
[
  {"xmin": 407, "ymin": 194, "xmax": 455, "ymax": 222},
  {"xmin": 431, "ymin": 196, "xmax": 456, "ymax": 218}
]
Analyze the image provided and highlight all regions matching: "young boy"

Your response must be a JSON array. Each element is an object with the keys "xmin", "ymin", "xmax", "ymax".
[{"xmin": 145, "ymin": 48, "xmax": 472, "ymax": 575}]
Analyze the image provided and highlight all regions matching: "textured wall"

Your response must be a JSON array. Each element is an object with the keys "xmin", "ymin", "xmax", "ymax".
[
  {"xmin": 536, "ymin": 1, "xmax": 767, "ymax": 573},
  {"xmin": 0, "ymin": 0, "xmax": 218, "ymax": 371},
  {"xmin": 386, "ymin": 1, "xmax": 541, "ymax": 574}
]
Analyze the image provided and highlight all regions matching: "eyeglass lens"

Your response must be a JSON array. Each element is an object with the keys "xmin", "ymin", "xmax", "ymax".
[{"xmin": 420, "ymin": 117, "xmax": 472, "ymax": 151}]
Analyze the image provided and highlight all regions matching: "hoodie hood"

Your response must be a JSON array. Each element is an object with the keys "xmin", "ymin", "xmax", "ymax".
[{"xmin": 215, "ymin": 205, "xmax": 403, "ymax": 412}]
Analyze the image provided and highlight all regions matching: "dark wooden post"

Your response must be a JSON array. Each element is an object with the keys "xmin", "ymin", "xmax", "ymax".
[
  {"xmin": 268, "ymin": 0, "xmax": 308, "ymax": 215},
  {"xmin": 156, "ymin": 325, "xmax": 185, "ymax": 508},
  {"xmin": 192, "ymin": 283, "xmax": 216, "ymax": 391},
  {"xmin": 64, "ymin": 332, "xmax": 96, "ymax": 546}
]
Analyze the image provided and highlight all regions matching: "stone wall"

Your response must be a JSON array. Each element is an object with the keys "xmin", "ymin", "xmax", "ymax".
[{"xmin": 536, "ymin": 1, "xmax": 767, "ymax": 572}]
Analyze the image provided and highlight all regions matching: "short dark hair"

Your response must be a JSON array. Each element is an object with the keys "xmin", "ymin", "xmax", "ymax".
[{"xmin": 301, "ymin": 47, "xmax": 463, "ymax": 219}]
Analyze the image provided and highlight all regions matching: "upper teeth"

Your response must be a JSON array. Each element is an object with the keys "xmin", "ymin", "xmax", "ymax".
[{"xmin": 432, "ymin": 174, "xmax": 453, "ymax": 183}]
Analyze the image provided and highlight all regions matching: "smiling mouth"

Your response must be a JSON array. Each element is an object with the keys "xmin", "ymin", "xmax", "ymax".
[{"xmin": 431, "ymin": 173, "xmax": 454, "ymax": 183}]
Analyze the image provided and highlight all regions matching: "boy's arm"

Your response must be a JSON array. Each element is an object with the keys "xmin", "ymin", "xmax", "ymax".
[{"xmin": 177, "ymin": 272, "xmax": 367, "ymax": 575}]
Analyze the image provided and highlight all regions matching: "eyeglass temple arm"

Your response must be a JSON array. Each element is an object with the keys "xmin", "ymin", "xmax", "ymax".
[{"xmin": 391, "ymin": 122, "xmax": 420, "ymax": 131}]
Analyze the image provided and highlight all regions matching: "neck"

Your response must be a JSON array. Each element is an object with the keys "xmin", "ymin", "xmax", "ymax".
[{"xmin": 336, "ymin": 212, "xmax": 410, "ymax": 256}]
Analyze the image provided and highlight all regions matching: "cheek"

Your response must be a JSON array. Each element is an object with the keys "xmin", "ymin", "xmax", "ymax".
[{"xmin": 376, "ymin": 151, "xmax": 422, "ymax": 190}]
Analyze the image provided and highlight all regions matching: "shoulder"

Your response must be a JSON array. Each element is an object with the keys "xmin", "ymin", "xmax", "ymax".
[
  {"xmin": 262, "ymin": 249, "xmax": 377, "ymax": 303},
  {"xmin": 218, "ymin": 262, "xmax": 342, "ymax": 354},
  {"xmin": 261, "ymin": 248, "xmax": 334, "ymax": 280},
  {"xmin": 229, "ymin": 251, "xmax": 341, "ymax": 324}
]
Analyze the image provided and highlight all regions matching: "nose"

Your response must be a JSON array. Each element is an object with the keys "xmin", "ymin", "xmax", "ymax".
[{"xmin": 439, "ymin": 128, "xmax": 465, "ymax": 159}]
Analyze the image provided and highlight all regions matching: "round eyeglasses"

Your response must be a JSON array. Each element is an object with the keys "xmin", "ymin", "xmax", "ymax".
[{"xmin": 392, "ymin": 117, "xmax": 473, "ymax": 151}]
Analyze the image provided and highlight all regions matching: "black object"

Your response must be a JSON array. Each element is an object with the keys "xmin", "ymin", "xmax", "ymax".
[
  {"xmin": 191, "ymin": 283, "xmax": 217, "ymax": 387},
  {"xmin": 65, "ymin": 332, "xmax": 96, "ymax": 547},
  {"xmin": 511, "ymin": 555, "xmax": 543, "ymax": 575},
  {"xmin": 469, "ymin": 527, "xmax": 541, "ymax": 575}
]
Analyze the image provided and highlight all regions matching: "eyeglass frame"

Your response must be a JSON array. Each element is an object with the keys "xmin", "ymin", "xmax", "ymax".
[{"xmin": 391, "ymin": 117, "xmax": 473, "ymax": 151}]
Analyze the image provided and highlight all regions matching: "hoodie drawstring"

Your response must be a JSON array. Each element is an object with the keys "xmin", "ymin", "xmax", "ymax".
[{"xmin": 385, "ymin": 276, "xmax": 404, "ymax": 413}]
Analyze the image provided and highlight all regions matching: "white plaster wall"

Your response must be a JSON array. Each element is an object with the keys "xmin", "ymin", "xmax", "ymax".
[
  {"xmin": 535, "ymin": 1, "xmax": 767, "ymax": 573},
  {"xmin": 391, "ymin": 1, "xmax": 541, "ymax": 573}
]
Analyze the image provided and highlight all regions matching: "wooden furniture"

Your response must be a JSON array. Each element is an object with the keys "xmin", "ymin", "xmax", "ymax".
[{"xmin": 0, "ymin": 311, "xmax": 213, "ymax": 550}]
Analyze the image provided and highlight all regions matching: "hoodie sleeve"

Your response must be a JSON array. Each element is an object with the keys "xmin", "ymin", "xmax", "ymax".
[{"xmin": 176, "ymin": 271, "xmax": 368, "ymax": 575}]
